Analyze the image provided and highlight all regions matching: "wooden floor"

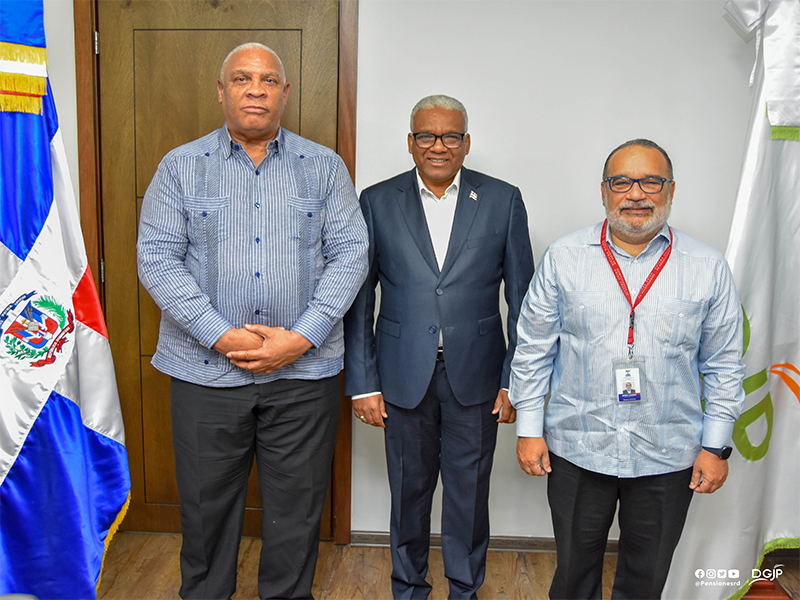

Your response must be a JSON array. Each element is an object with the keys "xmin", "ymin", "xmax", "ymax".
[
  {"xmin": 97, "ymin": 532, "xmax": 617, "ymax": 599},
  {"xmin": 98, "ymin": 532, "xmax": 799, "ymax": 599}
]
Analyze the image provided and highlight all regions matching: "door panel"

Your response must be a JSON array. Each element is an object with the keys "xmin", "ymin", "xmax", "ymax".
[
  {"xmin": 140, "ymin": 359, "xmax": 174, "ymax": 503},
  {"xmin": 98, "ymin": 0, "xmax": 341, "ymax": 537}
]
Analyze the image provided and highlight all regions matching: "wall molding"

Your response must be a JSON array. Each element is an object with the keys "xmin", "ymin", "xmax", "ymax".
[{"xmin": 349, "ymin": 532, "xmax": 620, "ymax": 554}]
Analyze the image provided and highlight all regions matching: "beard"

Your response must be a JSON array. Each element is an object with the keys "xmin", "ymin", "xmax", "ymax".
[{"xmin": 604, "ymin": 194, "xmax": 672, "ymax": 242}]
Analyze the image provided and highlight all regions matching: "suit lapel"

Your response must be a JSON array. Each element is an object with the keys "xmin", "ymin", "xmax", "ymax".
[
  {"xmin": 395, "ymin": 170, "xmax": 439, "ymax": 276},
  {"xmin": 438, "ymin": 168, "xmax": 481, "ymax": 284}
]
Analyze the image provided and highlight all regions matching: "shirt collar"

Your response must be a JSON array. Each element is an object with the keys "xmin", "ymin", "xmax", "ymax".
[
  {"xmin": 416, "ymin": 169, "xmax": 461, "ymax": 202},
  {"xmin": 220, "ymin": 125, "xmax": 283, "ymax": 159}
]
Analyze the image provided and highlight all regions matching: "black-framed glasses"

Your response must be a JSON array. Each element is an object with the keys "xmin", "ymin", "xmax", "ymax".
[
  {"xmin": 411, "ymin": 132, "xmax": 466, "ymax": 149},
  {"xmin": 605, "ymin": 176, "xmax": 671, "ymax": 194}
]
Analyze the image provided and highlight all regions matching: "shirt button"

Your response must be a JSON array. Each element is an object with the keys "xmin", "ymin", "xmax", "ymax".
[
  {"xmin": 679, "ymin": 312, "xmax": 685, "ymax": 318},
  {"xmin": 661, "ymin": 448, "xmax": 667, "ymax": 453},
  {"xmin": 579, "ymin": 304, "xmax": 585, "ymax": 310},
  {"xmin": 255, "ymin": 237, "xmax": 260, "ymax": 243},
  {"xmin": 202, "ymin": 211, "xmax": 207, "ymax": 217},
  {"xmin": 255, "ymin": 310, "xmax": 260, "ymax": 315},
  {"xmin": 255, "ymin": 272, "xmax": 261, "ymax": 278},
  {"xmin": 204, "ymin": 360, "xmax": 209, "ymax": 365},
  {"xmin": 429, "ymin": 326, "xmax": 437, "ymax": 334},
  {"xmin": 299, "ymin": 155, "xmax": 305, "ymax": 159},
  {"xmin": 255, "ymin": 202, "xmax": 260, "ymax": 208},
  {"xmin": 308, "ymin": 212, "xmax": 313, "ymax": 217},
  {"xmin": 436, "ymin": 288, "xmax": 443, "ymax": 296},
  {"xmin": 620, "ymin": 427, "xmax": 626, "ymax": 433},
  {"xmin": 255, "ymin": 170, "xmax": 260, "ymax": 175}
]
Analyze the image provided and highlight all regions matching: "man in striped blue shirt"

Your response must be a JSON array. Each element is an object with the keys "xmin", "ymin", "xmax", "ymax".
[
  {"xmin": 137, "ymin": 43, "xmax": 368, "ymax": 599},
  {"xmin": 509, "ymin": 139, "xmax": 745, "ymax": 599}
]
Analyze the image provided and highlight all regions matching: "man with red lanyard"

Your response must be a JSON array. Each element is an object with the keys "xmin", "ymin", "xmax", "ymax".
[{"xmin": 509, "ymin": 139, "xmax": 746, "ymax": 599}]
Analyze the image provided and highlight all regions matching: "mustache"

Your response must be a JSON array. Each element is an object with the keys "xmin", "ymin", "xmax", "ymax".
[{"xmin": 618, "ymin": 201, "xmax": 656, "ymax": 210}]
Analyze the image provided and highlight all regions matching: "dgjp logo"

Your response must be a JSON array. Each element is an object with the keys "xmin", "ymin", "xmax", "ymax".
[{"xmin": 752, "ymin": 565, "xmax": 783, "ymax": 582}]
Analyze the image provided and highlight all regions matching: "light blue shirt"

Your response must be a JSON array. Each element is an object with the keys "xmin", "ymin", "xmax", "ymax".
[
  {"xmin": 509, "ymin": 222, "xmax": 745, "ymax": 477},
  {"xmin": 137, "ymin": 126, "xmax": 369, "ymax": 387}
]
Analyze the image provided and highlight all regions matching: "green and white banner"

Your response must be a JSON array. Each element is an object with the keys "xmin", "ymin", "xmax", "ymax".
[{"xmin": 663, "ymin": 1, "xmax": 800, "ymax": 598}]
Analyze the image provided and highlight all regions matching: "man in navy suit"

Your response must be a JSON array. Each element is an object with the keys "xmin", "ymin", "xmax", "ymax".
[{"xmin": 344, "ymin": 95, "xmax": 534, "ymax": 599}]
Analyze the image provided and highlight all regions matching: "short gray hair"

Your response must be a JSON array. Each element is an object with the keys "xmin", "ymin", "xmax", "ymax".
[
  {"xmin": 410, "ymin": 95, "xmax": 469, "ymax": 132},
  {"xmin": 603, "ymin": 138, "xmax": 674, "ymax": 179},
  {"xmin": 219, "ymin": 42, "xmax": 286, "ymax": 83}
]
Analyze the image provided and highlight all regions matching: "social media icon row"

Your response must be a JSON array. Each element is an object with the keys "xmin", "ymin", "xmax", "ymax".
[{"xmin": 695, "ymin": 569, "xmax": 740, "ymax": 579}]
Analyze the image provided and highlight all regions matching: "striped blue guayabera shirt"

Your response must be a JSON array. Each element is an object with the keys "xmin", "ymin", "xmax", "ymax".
[
  {"xmin": 509, "ymin": 222, "xmax": 746, "ymax": 478},
  {"xmin": 137, "ymin": 126, "xmax": 369, "ymax": 387}
]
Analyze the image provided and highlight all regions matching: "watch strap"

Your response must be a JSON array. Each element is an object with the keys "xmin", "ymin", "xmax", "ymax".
[{"xmin": 702, "ymin": 446, "xmax": 732, "ymax": 459}]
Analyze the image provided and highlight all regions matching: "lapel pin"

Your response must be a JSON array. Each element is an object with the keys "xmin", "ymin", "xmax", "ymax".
[{"xmin": 469, "ymin": 190, "xmax": 478, "ymax": 201}]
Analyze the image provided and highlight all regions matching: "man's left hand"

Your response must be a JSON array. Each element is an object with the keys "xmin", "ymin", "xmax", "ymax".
[
  {"xmin": 689, "ymin": 449, "xmax": 729, "ymax": 493},
  {"xmin": 491, "ymin": 389, "xmax": 516, "ymax": 423},
  {"xmin": 227, "ymin": 324, "xmax": 313, "ymax": 373}
]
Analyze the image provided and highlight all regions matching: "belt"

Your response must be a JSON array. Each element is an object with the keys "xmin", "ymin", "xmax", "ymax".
[{"xmin": 436, "ymin": 348, "xmax": 445, "ymax": 362}]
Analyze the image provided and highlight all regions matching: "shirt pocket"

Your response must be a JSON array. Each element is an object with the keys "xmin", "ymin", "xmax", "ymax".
[
  {"xmin": 184, "ymin": 196, "xmax": 231, "ymax": 240},
  {"xmin": 561, "ymin": 291, "xmax": 609, "ymax": 340},
  {"xmin": 183, "ymin": 197, "xmax": 231, "ymax": 282},
  {"xmin": 655, "ymin": 297, "xmax": 704, "ymax": 351},
  {"xmin": 288, "ymin": 197, "xmax": 326, "ymax": 248}
]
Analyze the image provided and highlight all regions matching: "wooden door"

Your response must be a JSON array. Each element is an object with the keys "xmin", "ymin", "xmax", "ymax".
[{"xmin": 95, "ymin": 0, "xmax": 351, "ymax": 539}]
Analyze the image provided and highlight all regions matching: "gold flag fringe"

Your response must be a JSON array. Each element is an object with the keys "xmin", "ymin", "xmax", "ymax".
[
  {"xmin": 0, "ymin": 93, "xmax": 42, "ymax": 114},
  {"xmin": 0, "ymin": 41, "xmax": 47, "ymax": 65},
  {"xmin": 0, "ymin": 71, "xmax": 47, "ymax": 95},
  {"xmin": 95, "ymin": 491, "xmax": 131, "ymax": 594}
]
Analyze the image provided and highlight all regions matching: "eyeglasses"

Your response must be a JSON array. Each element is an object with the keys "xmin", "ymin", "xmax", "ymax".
[
  {"xmin": 605, "ymin": 176, "xmax": 671, "ymax": 194},
  {"xmin": 411, "ymin": 132, "xmax": 466, "ymax": 149}
]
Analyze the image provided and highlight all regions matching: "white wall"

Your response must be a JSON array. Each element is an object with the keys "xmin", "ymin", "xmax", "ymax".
[
  {"xmin": 353, "ymin": 0, "xmax": 756, "ymax": 538},
  {"xmin": 44, "ymin": 0, "xmax": 80, "ymax": 203},
  {"xmin": 43, "ymin": 0, "xmax": 756, "ymax": 541}
]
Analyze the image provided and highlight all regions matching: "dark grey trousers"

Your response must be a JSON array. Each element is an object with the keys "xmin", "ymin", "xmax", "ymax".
[{"xmin": 171, "ymin": 376, "xmax": 340, "ymax": 600}]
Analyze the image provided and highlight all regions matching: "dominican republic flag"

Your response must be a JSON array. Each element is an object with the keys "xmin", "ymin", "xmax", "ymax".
[{"xmin": 0, "ymin": 2, "xmax": 131, "ymax": 599}]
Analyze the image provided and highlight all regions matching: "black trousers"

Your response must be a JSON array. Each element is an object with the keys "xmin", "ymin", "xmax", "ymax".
[
  {"xmin": 547, "ymin": 453, "xmax": 694, "ymax": 600},
  {"xmin": 384, "ymin": 361, "xmax": 499, "ymax": 600},
  {"xmin": 171, "ymin": 376, "xmax": 340, "ymax": 600}
]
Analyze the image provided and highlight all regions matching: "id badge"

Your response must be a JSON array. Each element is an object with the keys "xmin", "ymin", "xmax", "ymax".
[{"xmin": 612, "ymin": 357, "xmax": 646, "ymax": 402}]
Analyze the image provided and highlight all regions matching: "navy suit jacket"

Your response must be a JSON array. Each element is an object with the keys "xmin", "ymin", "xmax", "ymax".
[{"xmin": 343, "ymin": 167, "xmax": 534, "ymax": 409}]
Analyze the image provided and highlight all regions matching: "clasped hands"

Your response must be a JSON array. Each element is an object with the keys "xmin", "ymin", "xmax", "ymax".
[{"xmin": 213, "ymin": 324, "xmax": 312, "ymax": 373}]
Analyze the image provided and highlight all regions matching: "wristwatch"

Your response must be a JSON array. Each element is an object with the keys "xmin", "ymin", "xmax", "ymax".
[{"xmin": 702, "ymin": 446, "xmax": 733, "ymax": 459}]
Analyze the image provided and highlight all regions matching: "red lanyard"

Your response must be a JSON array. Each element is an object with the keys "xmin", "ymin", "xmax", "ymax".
[{"xmin": 600, "ymin": 219, "xmax": 673, "ymax": 350}]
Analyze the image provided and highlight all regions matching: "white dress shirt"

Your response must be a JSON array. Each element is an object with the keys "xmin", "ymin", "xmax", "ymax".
[{"xmin": 417, "ymin": 169, "xmax": 460, "ymax": 270}]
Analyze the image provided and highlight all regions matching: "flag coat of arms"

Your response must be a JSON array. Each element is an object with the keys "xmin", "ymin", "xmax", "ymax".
[{"xmin": 0, "ymin": 2, "xmax": 131, "ymax": 599}]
